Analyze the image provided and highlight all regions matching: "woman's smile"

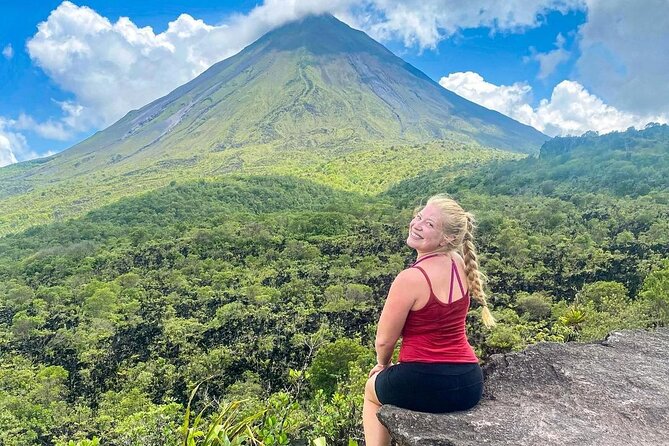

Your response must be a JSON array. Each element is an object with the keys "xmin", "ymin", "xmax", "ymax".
[{"xmin": 406, "ymin": 204, "xmax": 446, "ymax": 251}]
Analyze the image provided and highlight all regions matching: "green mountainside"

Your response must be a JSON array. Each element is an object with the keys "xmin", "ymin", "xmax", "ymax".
[
  {"xmin": 385, "ymin": 123, "xmax": 669, "ymax": 204},
  {"xmin": 451, "ymin": 123, "xmax": 669, "ymax": 198},
  {"xmin": 0, "ymin": 14, "xmax": 544, "ymax": 236},
  {"xmin": 0, "ymin": 140, "xmax": 521, "ymax": 236}
]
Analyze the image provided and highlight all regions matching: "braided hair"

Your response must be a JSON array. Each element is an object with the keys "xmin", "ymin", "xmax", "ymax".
[{"xmin": 426, "ymin": 194, "xmax": 496, "ymax": 328}]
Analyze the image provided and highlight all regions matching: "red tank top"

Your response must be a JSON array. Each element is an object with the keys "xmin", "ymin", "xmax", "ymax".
[{"xmin": 398, "ymin": 254, "xmax": 479, "ymax": 364}]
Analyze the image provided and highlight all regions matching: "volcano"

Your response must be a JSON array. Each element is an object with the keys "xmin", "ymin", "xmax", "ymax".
[{"xmin": 23, "ymin": 14, "xmax": 545, "ymax": 178}]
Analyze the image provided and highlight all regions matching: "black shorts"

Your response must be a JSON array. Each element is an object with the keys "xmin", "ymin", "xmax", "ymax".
[{"xmin": 374, "ymin": 362, "xmax": 483, "ymax": 413}]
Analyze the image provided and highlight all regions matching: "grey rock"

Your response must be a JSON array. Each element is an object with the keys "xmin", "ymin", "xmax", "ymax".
[{"xmin": 377, "ymin": 329, "xmax": 669, "ymax": 446}]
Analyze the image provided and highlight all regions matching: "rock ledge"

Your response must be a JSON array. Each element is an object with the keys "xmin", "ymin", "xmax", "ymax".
[{"xmin": 378, "ymin": 329, "xmax": 669, "ymax": 446}]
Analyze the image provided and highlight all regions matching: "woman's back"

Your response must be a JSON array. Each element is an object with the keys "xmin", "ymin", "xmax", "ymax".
[
  {"xmin": 408, "ymin": 252, "xmax": 468, "ymax": 310},
  {"xmin": 398, "ymin": 253, "xmax": 478, "ymax": 363}
]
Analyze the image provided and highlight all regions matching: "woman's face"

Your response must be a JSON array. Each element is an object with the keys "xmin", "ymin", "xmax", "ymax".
[{"xmin": 406, "ymin": 204, "xmax": 447, "ymax": 253}]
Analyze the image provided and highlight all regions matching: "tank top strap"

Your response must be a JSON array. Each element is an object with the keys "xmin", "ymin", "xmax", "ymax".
[
  {"xmin": 412, "ymin": 265, "xmax": 436, "ymax": 302},
  {"xmin": 451, "ymin": 258, "xmax": 467, "ymax": 301}
]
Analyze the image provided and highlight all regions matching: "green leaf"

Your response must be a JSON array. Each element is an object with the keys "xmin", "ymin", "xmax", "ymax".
[{"xmin": 312, "ymin": 437, "xmax": 327, "ymax": 446}]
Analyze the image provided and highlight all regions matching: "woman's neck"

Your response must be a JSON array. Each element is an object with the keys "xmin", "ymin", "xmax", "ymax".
[{"xmin": 414, "ymin": 250, "xmax": 448, "ymax": 262}]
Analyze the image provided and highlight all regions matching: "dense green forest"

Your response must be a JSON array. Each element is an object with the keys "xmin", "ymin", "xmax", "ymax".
[
  {"xmin": 1, "ymin": 126, "xmax": 669, "ymax": 445},
  {"xmin": 0, "ymin": 139, "xmax": 519, "ymax": 237}
]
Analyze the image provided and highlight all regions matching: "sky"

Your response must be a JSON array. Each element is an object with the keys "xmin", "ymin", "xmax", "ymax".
[{"xmin": 1, "ymin": 0, "xmax": 668, "ymax": 167}]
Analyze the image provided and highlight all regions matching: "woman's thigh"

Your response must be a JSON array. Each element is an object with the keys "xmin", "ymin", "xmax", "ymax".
[{"xmin": 365, "ymin": 371, "xmax": 382, "ymax": 405}]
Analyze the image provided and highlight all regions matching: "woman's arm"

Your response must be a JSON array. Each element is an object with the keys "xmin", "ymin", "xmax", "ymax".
[{"xmin": 374, "ymin": 268, "xmax": 421, "ymax": 367}]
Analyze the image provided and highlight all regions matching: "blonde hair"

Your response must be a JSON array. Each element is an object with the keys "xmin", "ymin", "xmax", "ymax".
[{"xmin": 425, "ymin": 194, "xmax": 496, "ymax": 328}]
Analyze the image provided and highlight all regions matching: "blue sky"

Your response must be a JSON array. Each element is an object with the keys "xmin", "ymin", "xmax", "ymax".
[{"xmin": 1, "ymin": 0, "xmax": 668, "ymax": 166}]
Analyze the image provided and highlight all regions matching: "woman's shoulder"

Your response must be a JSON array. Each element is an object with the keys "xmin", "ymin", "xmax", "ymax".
[
  {"xmin": 388, "ymin": 267, "xmax": 430, "ymax": 302},
  {"xmin": 393, "ymin": 267, "xmax": 428, "ymax": 287}
]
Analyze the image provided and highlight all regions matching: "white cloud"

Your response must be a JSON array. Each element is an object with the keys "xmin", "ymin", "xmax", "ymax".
[
  {"xmin": 528, "ymin": 33, "xmax": 570, "ymax": 79},
  {"xmin": 439, "ymin": 72, "xmax": 537, "ymax": 125},
  {"xmin": 27, "ymin": 2, "xmax": 224, "ymax": 127},
  {"xmin": 439, "ymin": 72, "xmax": 667, "ymax": 136},
  {"xmin": 2, "ymin": 44, "xmax": 13, "ymax": 60},
  {"xmin": 531, "ymin": 80, "xmax": 667, "ymax": 136},
  {"xmin": 575, "ymin": 0, "xmax": 669, "ymax": 116},
  {"xmin": 14, "ymin": 100, "xmax": 89, "ymax": 141},
  {"xmin": 354, "ymin": 0, "xmax": 585, "ymax": 49},
  {"xmin": 0, "ymin": 134, "xmax": 19, "ymax": 167},
  {"xmin": 0, "ymin": 118, "xmax": 32, "ymax": 167},
  {"xmin": 226, "ymin": 0, "xmax": 581, "ymax": 50}
]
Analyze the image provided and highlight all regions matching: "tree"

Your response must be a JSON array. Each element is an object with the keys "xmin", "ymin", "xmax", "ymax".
[
  {"xmin": 515, "ymin": 292, "xmax": 553, "ymax": 321},
  {"xmin": 638, "ymin": 260, "xmax": 669, "ymax": 326},
  {"xmin": 307, "ymin": 338, "xmax": 370, "ymax": 396},
  {"xmin": 578, "ymin": 281, "xmax": 628, "ymax": 314}
]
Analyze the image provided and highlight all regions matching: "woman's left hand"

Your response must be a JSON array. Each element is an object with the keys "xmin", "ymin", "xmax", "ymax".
[{"xmin": 368, "ymin": 363, "xmax": 391, "ymax": 377}]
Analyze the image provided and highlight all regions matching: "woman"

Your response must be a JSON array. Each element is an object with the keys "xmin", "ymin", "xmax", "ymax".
[{"xmin": 363, "ymin": 194, "xmax": 495, "ymax": 445}]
